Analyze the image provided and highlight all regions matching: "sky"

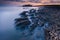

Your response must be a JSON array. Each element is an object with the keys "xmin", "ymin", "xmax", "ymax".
[{"xmin": 0, "ymin": 0, "xmax": 60, "ymax": 6}]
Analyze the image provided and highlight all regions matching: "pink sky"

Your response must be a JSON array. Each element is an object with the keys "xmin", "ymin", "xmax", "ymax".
[{"xmin": 0, "ymin": 0, "xmax": 60, "ymax": 6}]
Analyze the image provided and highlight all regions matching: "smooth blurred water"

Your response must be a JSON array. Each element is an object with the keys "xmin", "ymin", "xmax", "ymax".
[
  {"xmin": 0, "ymin": 7, "xmax": 49, "ymax": 40},
  {"xmin": 0, "ymin": 7, "xmax": 40, "ymax": 40}
]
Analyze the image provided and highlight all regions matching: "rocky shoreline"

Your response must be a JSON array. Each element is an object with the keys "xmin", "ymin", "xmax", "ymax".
[{"xmin": 15, "ymin": 6, "xmax": 60, "ymax": 40}]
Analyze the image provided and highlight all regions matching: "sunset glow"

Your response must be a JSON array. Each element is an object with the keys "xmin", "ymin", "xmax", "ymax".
[{"xmin": 0, "ymin": 0, "xmax": 60, "ymax": 6}]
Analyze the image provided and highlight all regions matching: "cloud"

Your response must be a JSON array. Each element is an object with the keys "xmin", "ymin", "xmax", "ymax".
[{"xmin": 0, "ymin": 0, "xmax": 22, "ymax": 1}]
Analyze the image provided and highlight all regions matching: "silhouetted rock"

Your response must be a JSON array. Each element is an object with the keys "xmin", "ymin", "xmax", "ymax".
[{"xmin": 22, "ymin": 4, "xmax": 32, "ymax": 7}]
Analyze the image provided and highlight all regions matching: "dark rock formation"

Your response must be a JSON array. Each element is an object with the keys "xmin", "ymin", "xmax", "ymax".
[
  {"xmin": 15, "ymin": 5, "xmax": 60, "ymax": 40},
  {"xmin": 22, "ymin": 4, "xmax": 32, "ymax": 7}
]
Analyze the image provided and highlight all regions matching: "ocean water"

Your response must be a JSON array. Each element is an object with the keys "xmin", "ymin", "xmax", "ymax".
[{"xmin": 0, "ymin": 7, "xmax": 47, "ymax": 40}]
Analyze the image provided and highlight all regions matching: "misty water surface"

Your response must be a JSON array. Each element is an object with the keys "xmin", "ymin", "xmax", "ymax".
[{"xmin": 0, "ymin": 7, "xmax": 47, "ymax": 40}]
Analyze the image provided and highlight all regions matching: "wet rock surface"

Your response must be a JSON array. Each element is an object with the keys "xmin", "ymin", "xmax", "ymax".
[{"xmin": 15, "ymin": 6, "xmax": 60, "ymax": 40}]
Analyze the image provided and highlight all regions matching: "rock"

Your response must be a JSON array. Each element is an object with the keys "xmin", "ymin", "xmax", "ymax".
[
  {"xmin": 22, "ymin": 4, "xmax": 32, "ymax": 7},
  {"xmin": 15, "ymin": 6, "xmax": 60, "ymax": 40}
]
